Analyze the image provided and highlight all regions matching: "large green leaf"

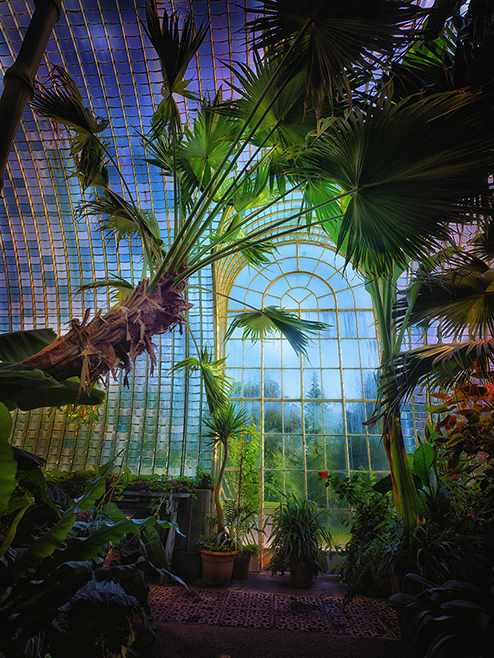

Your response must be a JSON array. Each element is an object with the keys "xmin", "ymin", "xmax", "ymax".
[
  {"xmin": 226, "ymin": 306, "xmax": 328, "ymax": 357},
  {"xmin": 0, "ymin": 402, "xmax": 16, "ymax": 517},
  {"xmin": 0, "ymin": 329, "xmax": 57, "ymax": 363},
  {"xmin": 0, "ymin": 369, "xmax": 105, "ymax": 410},
  {"xmin": 253, "ymin": 0, "xmax": 421, "ymax": 104},
  {"xmin": 413, "ymin": 443, "xmax": 435, "ymax": 488},
  {"xmin": 301, "ymin": 91, "xmax": 494, "ymax": 275},
  {"xmin": 52, "ymin": 516, "xmax": 180, "ymax": 567}
]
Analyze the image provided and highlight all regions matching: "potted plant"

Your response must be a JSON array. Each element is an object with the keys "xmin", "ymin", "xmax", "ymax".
[
  {"xmin": 224, "ymin": 500, "xmax": 260, "ymax": 579},
  {"xmin": 224, "ymin": 424, "xmax": 262, "ymax": 579},
  {"xmin": 197, "ymin": 403, "xmax": 250, "ymax": 586},
  {"xmin": 268, "ymin": 493, "xmax": 332, "ymax": 588}
]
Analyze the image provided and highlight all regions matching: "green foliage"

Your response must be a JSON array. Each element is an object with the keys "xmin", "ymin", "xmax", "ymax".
[
  {"xmin": 268, "ymin": 492, "xmax": 331, "ymax": 577},
  {"xmin": 391, "ymin": 536, "xmax": 494, "ymax": 658},
  {"xmin": 322, "ymin": 470, "xmax": 394, "ymax": 596},
  {"xmin": 226, "ymin": 306, "xmax": 328, "ymax": 358},
  {"xmin": 0, "ymin": 457, "xmax": 182, "ymax": 657}
]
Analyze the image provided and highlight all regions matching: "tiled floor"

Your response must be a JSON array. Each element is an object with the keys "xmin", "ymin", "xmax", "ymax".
[{"xmin": 149, "ymin": 573, "xmax": 400, "ymax": 639}]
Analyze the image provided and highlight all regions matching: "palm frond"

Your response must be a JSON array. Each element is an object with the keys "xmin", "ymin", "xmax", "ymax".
[
  {"xmin": 77, "ymin": 276, "xmax": 135, "ymax": 304},
  {"xmin": 171, "ymin": 347, "xmax": 233, "ymax": 414},
  {"xmin": 253, "ymin": 0, "xmax": 422, "ymax": 107},
  {"xmin": 144, "ymin": 1, "xmax": 207, "ymax": 134},
  {"xmin": 226, "ymin": 52, "xmax": 318, "ymax": 151},
  {"xmin": 377, "ymin": 339, "xmax": 494, "ymax": 416},
  {"xmin": 300, "ymin": 91, "xmax": 494, "ymax": 275},
  {"xmin": 226, "ymin": 306, "xmax": 328, "ymax": 357},
  {"xmin": 394, "ymin": 256, "xmax": 494, "ymax": 340},
  {"xmin": 83, "ymin": 188, "xmax": 164, "ymax": 270},
  {"xmin": 201, "ymin": 403, "xmax": 250, "ymax": 444},
  {"xmin": 31, "ymin": 66, "xmax": 109, "ymax": 188}
]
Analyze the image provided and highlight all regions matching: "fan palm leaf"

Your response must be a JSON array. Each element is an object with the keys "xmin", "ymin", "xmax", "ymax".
[
  {"xmin": 253, "ymin": 0, "xmax": 422, "ymax": 107},
  {"xmin": 144, "ymin": 1, "xmax": 207, "ymax": 135},
  {"xmin": 171, "ymin": 347, "xmax": 232, "ymax": 414},
  {"xmin": 377, "ymin": 339, "xmax": 494, "ymax": 415},
  {"xmin": 394, "ymin": 256, "xmax": 494, "ymax": 340},
  {"xmin": 225, "ymin": 306, "xmax": 328, "ymax": 358},
  {"xmin": 31, "ymin": 66, "xmax": 109, "ymax": 188},
  {"xmin": 300, "ymin": 91, "xmax": 494, "ymax": 275}
]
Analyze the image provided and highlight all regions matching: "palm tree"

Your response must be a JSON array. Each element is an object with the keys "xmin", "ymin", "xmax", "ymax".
[{"xmin": 6, "ymin": 1, "xmax": 494, "ymax": 534}]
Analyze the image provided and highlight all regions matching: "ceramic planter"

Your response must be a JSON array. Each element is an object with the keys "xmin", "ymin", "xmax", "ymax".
[
  {"xmin": 290, "ymin": 561, "xmax": 314, "ymax": 588},
  {"xmin": 232, "ymin": 552, "xmax": 252, "ymax": 580},
  {"xmin": 200, "ymin": 550, "xmax": 237, "ymax": 587}
]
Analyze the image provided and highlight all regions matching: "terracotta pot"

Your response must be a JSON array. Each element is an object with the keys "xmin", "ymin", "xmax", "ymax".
[
  {"xmin": 200, "ymin": 550, "xmax": 237, "ymax": 587},
  {"xmin": 232, "ymin": 552, "xmax": 252, "ymax": 580},
  {"xmin": 290, "ymin": 561, "xmax": 314, "ymax": 588}
]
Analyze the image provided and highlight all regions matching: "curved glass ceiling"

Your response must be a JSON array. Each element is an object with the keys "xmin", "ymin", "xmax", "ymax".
[{"xmin": 0, "ymin": 0, "xmax": 259, "ymax": 334}]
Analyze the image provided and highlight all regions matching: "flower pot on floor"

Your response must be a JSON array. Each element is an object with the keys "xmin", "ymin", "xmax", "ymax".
[
  {"xmin": 290, "ymin": 561, "xmax": 314, "ymax": 588},
  {"xmin": 200, "ymin": 550, "xmax": 237, "ymax": 587},
  {"xmin": 232, "ymin": 552, "xmax": 251, "ymax": 580}
]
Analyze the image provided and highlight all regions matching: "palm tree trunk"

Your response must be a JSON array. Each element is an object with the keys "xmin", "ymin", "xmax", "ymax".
[
  {"xmin": 214, "ymin": 438, "xmax": 228, "ymax": 535},
  {"xmin": 382, "ymin": 408, "xmax": 421, "ymax": 532},
  {"xmin": 20, "ymin": 272, "xmax": 192, "ymax": 392}
]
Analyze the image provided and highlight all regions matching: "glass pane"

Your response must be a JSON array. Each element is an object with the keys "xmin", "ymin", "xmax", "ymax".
[
  {"xmin": 339, "ymin": 311, "xmax": 358, "ymax": 337},
  {"xmin": 366, "ymin": 402, "xmax": 383, "ymax": 433},
  {"xmin": 306, "ymin": 435, "xmax": 325, "ymax": 470},
  {"xmin": 369, "ymin": 436, "xmax": 389, "ymax": 471},
  {"xmin": 264, "ymin": 340, "xmax": 281, "ymax": 367},
  {"xmin": 245, "ymin": 341, "xmax": 261, "ymax": 363},
  {"xmin": 304, "ymin": 370, "xmax": 322, "ymax": 399},
  {"xmin": 322, "ymin": 369, "xmax": 342, "ymax": 399},
  {"xmin": 348, "ymin": 435, "xmax": 369, "ymax": 471},
  {"xmin": 329, "ymin": 510, "xmax": 351, "ymax": 546},
  {"xmin": 307, "ymin": 470, "xmax": 327, "ymax": 501},
  {"xmin": 227, "ymin": 368, "xmax": 242, "ymax": 397},
  {"xmin": 363, "ymin": 370, "xmax": 378, "ymax": 399},
  {"xmin": 326, "ymin": 435, "xmax": 347, "ymax": 471},
  {"xmin": 342, "ymin": 369, "xmax": 364, "ymax": 398},
  {"xmin": 319, "ymin": 310, "xmax": 337, "ymax": 337},
  {"xmin": 264, "ymin": 369, "xmax": 281, "ymax": 398},
  {"xmin": 243, "ymin": 400, "xmax": 261, "ymax": 427},
  {"xmin": 282, "ymin": 340, "xmax": 300, "ymax": 368},
  {"xmin": 357, "ymin": 311, "xmax": 377, "ymax": 337},
  {"xmin": 264, "ymin": 434, "xmax": 283, "ymax": 469},
  {"xmin": 264, "ymin": 470, "xmax": 284, "ymax": 504},
  {"xmin": 264, "ymin": 401, "xmax": 283, "ymax": 433},
  {"xmin": 285, "ymin": 434, "xmax": 303, "ymax": 469},
  {"xmin": 326, "ymin": 476, "xmax": 349, "ymax": 510},
  {"xmin": 283, "ymin": 402, "xmax": 302, "ymax": 433},
  {"xmin": 304, "ymin": 401, "xmax": 324, "ymax": 434},
  {"xmin": 320, "ymin": 339, "xmax": 339, "ymax": 366},
  {"xmin": 302, "ymin": 342, "xmax": 321, "ymax": 367},
  {"xmin": 284, "ymin": 470, "xmax": 305, "ymax": 499},
  {"xmin": 336, "ymin": 287, "xmax": 355, "ymax": 307},
  {"xmin": 243, "ymin": 369, "xmax": 261, "ymax": 397},
  {"xmin": 283, "ymin": 369, "xmax": 301, "ymax": 399},
  {"xmin": 227, "ymin": 339, "xmax": 243, "ymax": 364},
  {"xmin": 340, "ymin": 340, "xmax": 360, "ymax": 367},
  {"xmin": 324, "ymin": 402, "xmax": 344, "ymax": 434},
  {"xmin": 346, "ymin": 402, "xmax": 366, "ymax": 433},
  {"xmin": 360, "ymin": 339, "xmax": 379, "ymax": 367}
]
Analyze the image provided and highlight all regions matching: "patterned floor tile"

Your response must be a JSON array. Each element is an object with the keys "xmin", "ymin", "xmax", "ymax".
[
  {"xmin": 275, "ymin": 595, "xmax": 330, "ymax": 633},
  {"xmin": 148, "ymin": 586, "xmax": 182, "ymax": 621},
  {"xmin": 221, "ymin": 591, "xmax": 273, "ymax": 628},
  {"xmin": 164, "ymin": 589, "xmax": 228, "ymax": 625}
]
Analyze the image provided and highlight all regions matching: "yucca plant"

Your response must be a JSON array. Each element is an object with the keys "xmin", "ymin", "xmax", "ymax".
[{"xmin": 268, "ymin": 492, "xmax": 332, "ymax": 579}]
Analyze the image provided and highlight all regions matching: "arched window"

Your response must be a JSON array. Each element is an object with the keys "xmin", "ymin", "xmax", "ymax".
[{"xmin": 225, "ymin": 241, "xmax": 388, "ymax": 541}]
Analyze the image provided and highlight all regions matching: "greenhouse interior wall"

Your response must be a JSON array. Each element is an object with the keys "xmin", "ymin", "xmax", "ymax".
[{"xmin": 0, "ymin": 0, "xmax": 432, "ymax": 551}]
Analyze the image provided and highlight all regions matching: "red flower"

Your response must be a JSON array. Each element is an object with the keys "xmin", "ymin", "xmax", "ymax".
[{"xmin": 318, "ymin": 471, "xmax": 329, "ymax": 479}]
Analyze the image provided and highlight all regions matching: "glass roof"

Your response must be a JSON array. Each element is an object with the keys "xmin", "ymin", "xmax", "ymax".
[{"xmin": 0, "ymin": 0, "xmax": 260, "ymax": 334}]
